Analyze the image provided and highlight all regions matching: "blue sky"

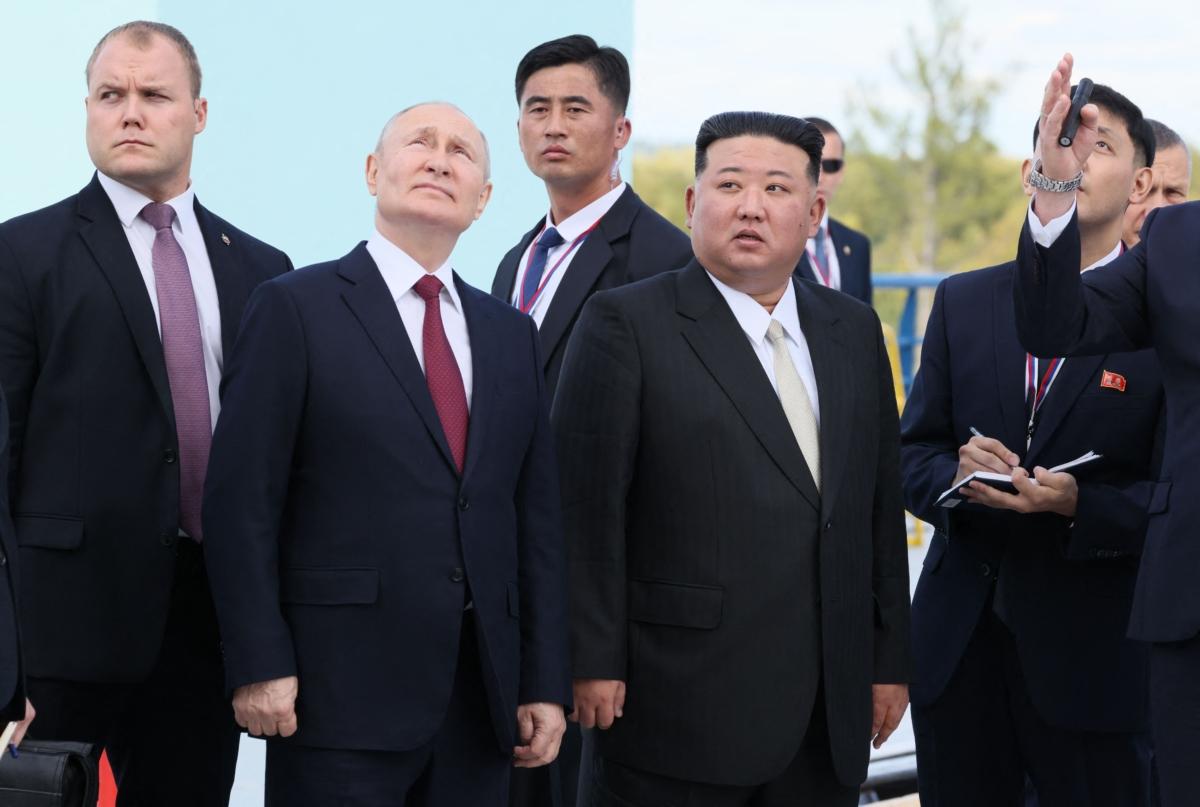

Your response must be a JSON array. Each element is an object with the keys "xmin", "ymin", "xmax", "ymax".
[{"xmin": 631, "ymin": 0, "xmax": 1199, "ymax": 158}]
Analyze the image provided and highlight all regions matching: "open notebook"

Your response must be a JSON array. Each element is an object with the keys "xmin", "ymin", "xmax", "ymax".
[{"xmin": 936, "ymin": 451, "xmax": 1102, "ymax": 509}]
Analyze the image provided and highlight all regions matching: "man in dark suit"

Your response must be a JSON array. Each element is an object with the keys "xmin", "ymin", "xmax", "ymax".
[
  {"xmin": 0, "ymin": 21, "xmax": 291, "ymax": 804},
  {"xmin": 495, "ymin": 35, "xmax": 692, "ymax": 807},
  {"xmin": 1121, "ymin": 119, "xmax": 1191, "ymax": 248},
  {"xmin": 493, "ymin": 35, "xmax": 691, "ymax": 398},
  {"xmin": 202, "ymin": 102, "xmax": 571, "ymax": 807},
  {"xmin": 901, "ymin": 82, "xmax": 1162, "ymax": 806},
  {"xmin": 553, "ymin": 111, "xmax": 910, "ymax": 807},
  {"xmin": 793, "ymin": 117, "xmax": 872, "ymax": 305},
  {"xmin": 0, "ymin": 389, "xmax": 34, "ymax": 750},
  {"xmin": 1013, "ymin": 54, "xmax": 1200, "ymax": 807}
]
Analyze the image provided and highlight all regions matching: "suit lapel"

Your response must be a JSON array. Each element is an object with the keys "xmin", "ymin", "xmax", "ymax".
[
  {"xmin": 492, "ymin": 218, "xmax": 541, "ymax": 301},
  {"xmin": 76, "ymin": 175, "xmax": 175, "ymax": 428},
  {"xmin": 793, "ymin": 280, "xmax": 849, "ymax": 518},
  {"xmin": 456, "ymin": 277, "xmax": 495, "ymax": 482},
  {"xmin": 337, "ymin": 244, "xmax": 458, "ymax": 475},
  {"xmin": 1024, "ymin": 353, "xmax": 1105, "ymax": 465},
  {"xmin": 193, "ymin": 200, "xmax": 250, "ymax": 359},
  {"xmin": 536, "ymin": 186, "xmax": 641, "ymax": 370},
  {"xmin": 793, "ymin": 252, "xmax": 819, "ymax": 285},
  {"xmin": 676, "ymin": 262, "xmax": 820, "ymax": 510},
  {"xmin": 993, "ymin": 269, "xmax": 1032, "ymax": 455}
]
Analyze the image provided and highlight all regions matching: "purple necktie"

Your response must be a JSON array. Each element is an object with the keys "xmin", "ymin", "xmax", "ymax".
[
  {"xmin": 141, "ymin": 202, "xmax": 211, "ymax": 541},
  {"xmin": 413, "ymin": 275, "xmax": 469, "ymax": 472}
]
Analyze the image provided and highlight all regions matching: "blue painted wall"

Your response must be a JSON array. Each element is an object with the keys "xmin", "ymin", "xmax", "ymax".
[{"xmin": 0, "ymin": 2, "xmax": 634, "ymax": 287}]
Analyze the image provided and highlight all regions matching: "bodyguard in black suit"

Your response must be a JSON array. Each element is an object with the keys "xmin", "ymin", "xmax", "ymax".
[
  {"xmin": 495, "ymin": 37, "xmax": 690, "ymax": 807},
  {"xmin": 493, "ymin": 36, "xmax": 691, "ymax": 398},
  {"xmin": 554, "ymin": 112, "xmax": 910, "ymax": 807},
  {"xmin": 0, "ymin": 22, "xmax": 290, "ymax": 804},
  {"xmin": 203, "ymin": 103, "xmax": 571, "ymax": 807},
  {"xmin": 903, "ymin": 84, "xmax": 1162, "ymax": 806},
  {"xmin": 0, "ymin": 389, "xmax": 34, "ymax": 747},
  {"xmin": 793, "ymin": 117, "xmax": 872, "ymax": 305},
  {"xmin": 1014, "ymin": 55, "xmax": 1200, "ymax": 807}
]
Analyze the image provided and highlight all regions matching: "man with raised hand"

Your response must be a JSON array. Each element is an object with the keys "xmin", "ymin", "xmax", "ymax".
[{"xmin": 1013, "ymin": 54, "xmax": 1200, "ymax": 807}]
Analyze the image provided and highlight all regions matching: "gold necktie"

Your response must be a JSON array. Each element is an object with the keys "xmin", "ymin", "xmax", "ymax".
[{"xmin": 767, "ymin": 320, "xmax": 820, "ymax": 491}]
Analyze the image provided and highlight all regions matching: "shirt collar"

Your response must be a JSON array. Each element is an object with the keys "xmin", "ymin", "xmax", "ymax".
[
  {"xmin": 543, "ymin": 182, "xmax": 627, "ymax": 242},
  {"xmin": 97, "ymin": 171, "xmax": 197, "ymax": 230},
  {"xmin": 705, "ymin": 270, "xmax": 801, "ymax": 345},
  {"xmin": 366, "ymin": 229, "xmax": 462, "ymax": 312},
  {"xmin": 1082, "ymin": 240, "xmax": 1123, "ymax": 273}
]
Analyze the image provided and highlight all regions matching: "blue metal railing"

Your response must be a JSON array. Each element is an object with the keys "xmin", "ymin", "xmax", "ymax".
[{"xmin": 873, "ymin": 274, "xmax": 945, "ymax": 394}]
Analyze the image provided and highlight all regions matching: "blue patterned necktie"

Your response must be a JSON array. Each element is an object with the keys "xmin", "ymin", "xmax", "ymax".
[{"xmin": 519, "ymin": 226, "xmax": 565, "ymax": 309}]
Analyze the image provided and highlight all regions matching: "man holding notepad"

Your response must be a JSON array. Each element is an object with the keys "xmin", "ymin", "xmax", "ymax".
[{"xmin": 899, "ymin": 82, "xmax": 1167, "ymax": 807}]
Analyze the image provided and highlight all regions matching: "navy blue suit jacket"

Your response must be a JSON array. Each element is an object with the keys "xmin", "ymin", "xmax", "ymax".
[
  {"xmin": 0, "ymin": 389, "xmax": 23, "ymax": 723},
  {"xmin": 0, "ymin": 174, "xmax": 291, "ymax": 683},
  {"xmin": 202, "ymin": 243, "xmax": 572, "ymax": 753},
  {"xmin": 903, "ymin": 262, "xmax": 1163, "ymax": 732},
  {"xmin": 794, "ymin": 217, "xmax": 872, "ymax": 305},
  {"xmin": 1014, "ymin": 205, "xmax": 1200, "ymax": 644}
]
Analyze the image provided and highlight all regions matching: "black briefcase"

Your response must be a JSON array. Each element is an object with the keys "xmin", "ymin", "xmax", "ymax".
[{"xmin": 0, "ymin": 741, "xmax": 99, "ymax": 807}]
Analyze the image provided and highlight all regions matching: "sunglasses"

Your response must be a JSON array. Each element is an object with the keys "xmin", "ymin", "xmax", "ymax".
[{"xmin": 821, "ymin": 158, "xmax": 845, "ymax": 174}]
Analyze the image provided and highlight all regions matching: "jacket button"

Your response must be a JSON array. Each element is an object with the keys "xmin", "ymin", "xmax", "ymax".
[
  {"xmin": 458, "ymin": 497, "xmax": 470, "ymax": 511},
  {"xmin": 160, "ymin": 532, "xmax": 177, "ymax": 547},
  {"xmin": 980, "ymin": 562, "xmax": 992, "ymax": 578},
  {"xmin": 163, "ymin": 449, "xmax": 177, "ymax": 464},
  {"xmin": 450, "ymin": 567, "xmax": 465, "ymax": 583},
  {"xmin": 0, "ymin": 552, "xmax": 6, "ymax": 566},
  {"xmin": 824, "ymin": 520, "xmax": 834, "ymax": 531}
]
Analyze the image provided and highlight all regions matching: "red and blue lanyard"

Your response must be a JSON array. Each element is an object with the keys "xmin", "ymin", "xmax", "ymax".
[{"xmin": 516, "ymin": 220, "xmax": 602, "ymax": 314}]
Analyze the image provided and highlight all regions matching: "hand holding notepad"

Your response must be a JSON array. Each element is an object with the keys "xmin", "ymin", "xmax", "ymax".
[{"xmin": 937, "ymin": 450, "xmax": 1102, "ymax": 509}]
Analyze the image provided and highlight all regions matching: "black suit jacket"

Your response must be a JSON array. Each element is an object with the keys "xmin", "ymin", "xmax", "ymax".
[
  {"xmin": 202, "ymin": 244, "xmax": 571, "ymax": 752},
  {"xmin": 1013, "ymin": 205, "xmax": 1200, "ymax": 644},
  {"xmin": 902, "ymin": 263, "xmax": 1162, "ymax": 732},
  {"xmin": 552, "ymin": 261, "xmax": 910, "ymax": 788},
  {"xmin": 0, "ymin": 174, "xmax": 292, "ymax": 682},
  {"xmin": 0, "ymin": 389, "xmax": 23, "ymax": 722},
  {"xmin": 794, "ymin": 216, "xmax": 872, "ymax": 305},
  {"xmin": 492, "ymin": 185, "xmax": 692, "ymax": 397}
]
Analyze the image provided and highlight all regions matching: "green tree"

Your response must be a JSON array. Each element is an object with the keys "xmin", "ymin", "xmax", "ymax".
[{"xmin": 632, "ymin": 146, "xmax": 694, "ymax": 229}]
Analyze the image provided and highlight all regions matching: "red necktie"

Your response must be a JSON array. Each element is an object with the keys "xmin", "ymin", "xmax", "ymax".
[{"xmin": 413, "ymin": 275, "xmax": 469, "ymax": 471}]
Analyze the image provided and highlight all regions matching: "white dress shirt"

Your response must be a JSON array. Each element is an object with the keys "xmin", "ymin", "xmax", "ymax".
[
  {"xmin": 804, "ymin": 211, "xmax": 842, "ymax": 291},
  {"xmin": 1026, "ymin": 201, "xmax": 1122, "ymax": 272},
  {"xmin": 97, "ymin": 172, "xmax": 223, "ymax": 429},
  {"xmin": 706, "ymin": 272, "xmax": 821, "ymax": 424},
  {"xmin": 367, "ymin": 230, "xmax": 474, "ymax": 410},
  {"xmin": 512, "ymin": 182, "xmax": 627, "ymax": 326}
]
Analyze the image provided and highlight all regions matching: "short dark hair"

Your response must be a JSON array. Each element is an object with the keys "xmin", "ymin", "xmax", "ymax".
[
  {"xmin": 694, "ymin": 111, "xmax": 825, "ymax": 184},
  {"xmin": 86, "ymin": 21, "xmax": 202, "ymax": 98},
  {"xmin": 1146, "ymin": 119, "xmax": 1186, "ymax": 155},
  {"xmin": 515, "ymin": 35, "xmax": 630, "ymax": 114},
  {"xmin": 1031, "ymin": 83, "xmax": 1155, "ymax": 168},
  {"xmin": 804, "ymin": 116, "xmax": 840, "ymax": 139}
]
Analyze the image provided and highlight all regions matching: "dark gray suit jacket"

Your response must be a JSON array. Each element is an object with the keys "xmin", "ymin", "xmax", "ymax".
[{"xmin": 552, "ymin": 261, "xmax": 910, "ymax": 788}]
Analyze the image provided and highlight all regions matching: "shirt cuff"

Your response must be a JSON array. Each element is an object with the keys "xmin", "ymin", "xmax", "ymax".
[{"xmin": 1027, "ymin": 199, "xmax": 1077, "ymax": 247}]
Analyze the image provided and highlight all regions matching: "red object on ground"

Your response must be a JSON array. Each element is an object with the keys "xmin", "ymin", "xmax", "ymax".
[{"xmin": 98, "ymin": 750, "xmax": 116, "ymax": 805}]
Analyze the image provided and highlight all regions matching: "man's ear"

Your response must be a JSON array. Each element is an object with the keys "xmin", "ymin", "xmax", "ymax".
[
  {"xmin": 1020, "ymin": 158, "xmax": 1035, "ymax": 198},
  {"xmin": 1128, "ymin": 165, "xmax": 1153, "ymax": 205}
]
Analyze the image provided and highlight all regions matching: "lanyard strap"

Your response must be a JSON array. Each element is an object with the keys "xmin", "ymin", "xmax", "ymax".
[
  {"xmin": 806, "ymin": 239, "xmax": 831, "ymax": 286},
  {"xmin": 1024, "ymin": 354, "xmax": 1064, "ymax": 445},
  {"xmin": 517, "ymin": 220, "xmax": 602, "ymax": 314}
]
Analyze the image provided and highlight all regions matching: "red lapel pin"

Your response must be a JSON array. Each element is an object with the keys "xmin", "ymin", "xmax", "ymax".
[{"xmin": 1100, "ymin": 370, "xmax": 1127, "ymax": 392}]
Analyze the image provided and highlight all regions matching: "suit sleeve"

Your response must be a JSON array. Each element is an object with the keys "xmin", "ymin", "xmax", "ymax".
[
  {"xmin": 899, "ymin": 280, "xmax": 961, "ymax": 533},
  {"xmin": 0, "ymin": 232, "xmax": 39, "ymax": 503},
  {"xmin": 202, "ymin": 279, "xmax": 307, "ymax": 692},
  {"xmin": 870, "ymin": 309, "xmax": 912, "ymax": 684},
  {"xmin": 1066, "ymin": 400, "xmax": 1166, "ymax": 560},
  {"xmin": 550, "ymin": 292, "xmax": 641, "ymax": 681},
  {"xmin": 1014, "ymin": 208, "xmax": 1151, "ymax": 358},
  {"xmin": 514, "ymin": 316, "xmax": 572, "ymax": 707}
]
